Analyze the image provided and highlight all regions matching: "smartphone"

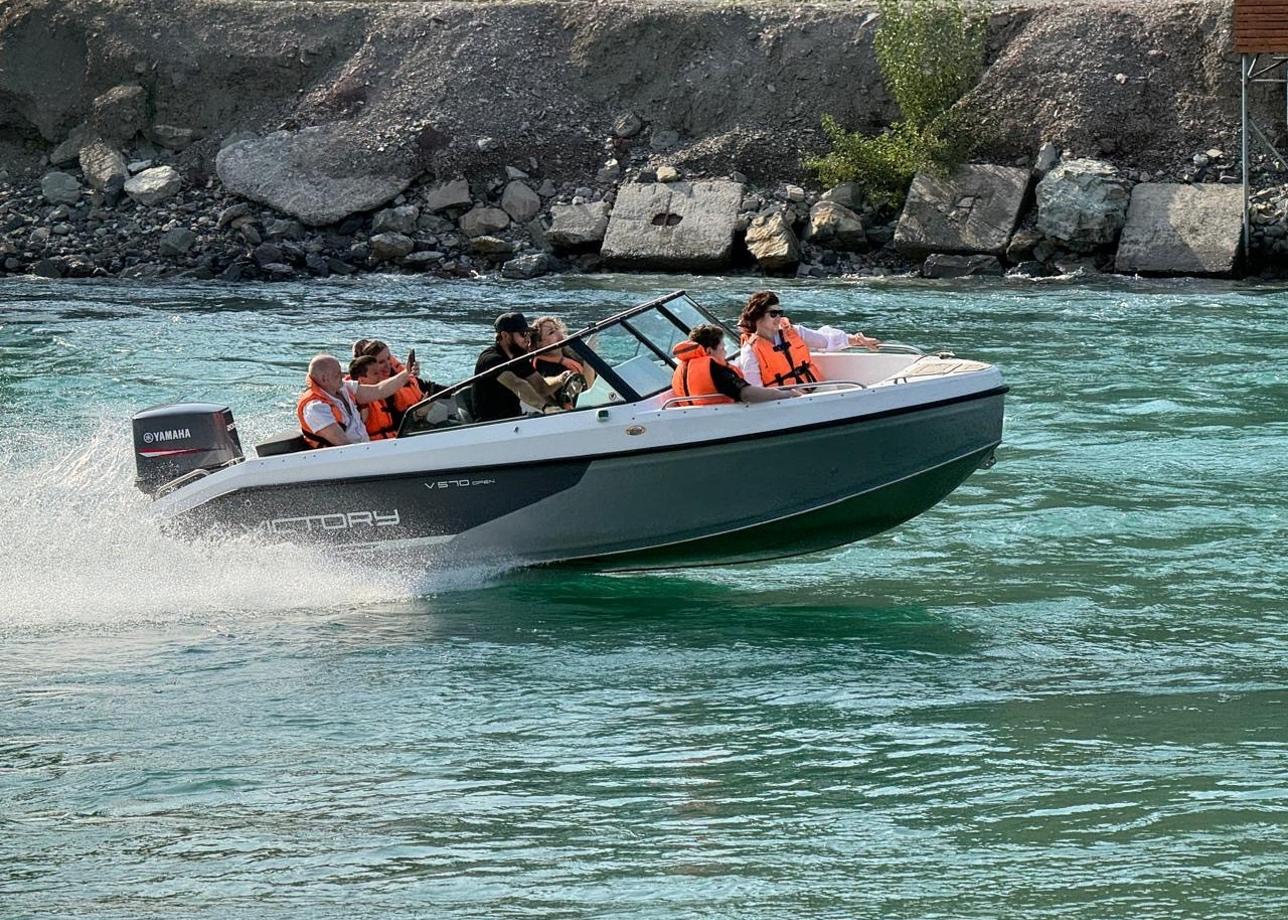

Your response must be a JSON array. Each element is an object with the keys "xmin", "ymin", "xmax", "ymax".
[{"xmin": 406, "ymin": 348, "xmax": 416, "ymax": 370}]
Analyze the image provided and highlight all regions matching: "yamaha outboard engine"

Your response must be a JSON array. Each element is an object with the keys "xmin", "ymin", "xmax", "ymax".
[{"xmin": 132, "ymin": 403, "xmax": 244, "ymax": 496}]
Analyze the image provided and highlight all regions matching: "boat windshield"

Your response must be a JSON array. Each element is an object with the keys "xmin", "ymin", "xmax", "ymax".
[{"xmin": 398, "ymin": 290, "xmax": 735, "ymax": 436}]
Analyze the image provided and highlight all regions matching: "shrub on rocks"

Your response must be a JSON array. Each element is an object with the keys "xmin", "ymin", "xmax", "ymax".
[{"xmin": 125, "ymin": 166, "xmax": 182, "ymax": 205}]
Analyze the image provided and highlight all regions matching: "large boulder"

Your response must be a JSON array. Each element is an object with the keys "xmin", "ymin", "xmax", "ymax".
[
  {"xmin": 744, "ymin": 211, "xmax": 801, "ymax": 272},
  {"xmin": 78, "ymin": 141, "xmax": 128, "ymax": 191},
  {"xmin": 501, "ymin": 252, "xmax": 553, "ymax": 279},
  {"xmin": 372, "ymin": 205, "xmax": 419, "ymax": 235},
  {"xmin": 423, "ymin": 177, "xmax": 472, "ymax": 212},
  {"xmin": 804, "ymin": 200, "xmax": 868, "ymax": 252},
  {"xmin": 921, "ymin": 253, "xmax": 1004, "ymax": 278},
  {"xmin": 369, "ymin": 232, "xmax": 415, "ymax": 262},
  {"xmin": 1115, "ymin": 183, "xmax": 1244, "ymax": 276},
  {"xmin": 1036, "ymin": 158, "xmax": 1131, "ymax": 251},
  {"xmin": 547, "ymin": 202, "xmax": 611, "ymax": 252},
  {"xmin": 501, "ymin": 181, "xmax": 541, "ymax": 223},
  {"xmin": 459, "ymin": 205, "xmax": 510, "ymax": 238},
  {"xmin": 601, "ymin": 180, "xmax": 743, "ymax": 270},
  {"xmin": 895, "ymin": 164, "xmax": 1031, "ymax": 258},
  {"xmin": 89, "ymin": 84, "xmax": 148, "ymax": 145},
  {"xmin": 216, "ymin": 127, "xmax": 419, "ymax": 226},
  {"xmin": 124, "ymin": 165, "xmax": 181, "ymax": 205},
  {"xmin": 41, "ymin": 171, "xmax": 81, "ymax": 205}
]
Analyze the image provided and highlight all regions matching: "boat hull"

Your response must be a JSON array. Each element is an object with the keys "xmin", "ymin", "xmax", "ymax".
[{"xmin": 171, "ymin": 388, "xmax": 1004, "ymax": 569}]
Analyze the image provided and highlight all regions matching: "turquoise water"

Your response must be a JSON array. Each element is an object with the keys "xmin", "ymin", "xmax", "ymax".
[{"xmin": 1, "ymin": 275, "xmax": 1285, "ymax": 918}]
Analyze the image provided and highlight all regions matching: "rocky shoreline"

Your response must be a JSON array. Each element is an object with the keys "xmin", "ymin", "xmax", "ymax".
[{"xmin": 1, "ymin": 0, "xmax": 1283, "ymax": 283}]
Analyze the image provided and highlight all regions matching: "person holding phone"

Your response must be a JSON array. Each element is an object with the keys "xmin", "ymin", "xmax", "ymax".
[{"xmin": 734, "ymin": 290, "xmax": 882, "ymax": 389}]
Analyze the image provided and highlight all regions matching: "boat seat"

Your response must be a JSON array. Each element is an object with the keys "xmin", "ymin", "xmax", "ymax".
[{"xmin": 256, "ymin": 428, "xmax": 311, "ymax": 457}]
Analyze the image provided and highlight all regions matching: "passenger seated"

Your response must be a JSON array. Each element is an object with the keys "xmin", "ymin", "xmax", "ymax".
[
  {"xmin": 471, "ymin": 312, "xmax": 571, "ymax": 422},
  {"xmin": 735, "ymin": 291, "xmax": 882, "ymax": 389},
  {"xmin": 353, "ymin": 338, "xmax": 442, "ymax": 427},
  {"xmin": 348, "ymin": 355, "xmax": 397, "ymax": 440},
  {"xmin": 522, "ymin": 315, "xmax": 596, "ymax": 414},
  {"xmin": 670, "ymin": 324, "xmax": 796, "ymax": 407},
  {"xmin": 296, "ymin": 353, "xmax": 419, "ymax": 448}
]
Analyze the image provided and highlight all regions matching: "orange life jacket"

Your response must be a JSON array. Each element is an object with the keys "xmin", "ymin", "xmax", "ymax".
[
  {"xmin": 670, "ymin": 340, "xmax": 743, "ymax": 407},
  {"xmin": 388, "ymin": 357, "xmax": 423, "ymax": 414},
  {"xmin": 363, "ymin": 395, "xmax": 398, "ymax": 440},
  {"xmin": 296, "ymin": 379, "xmax": 359, "ymax": 449},
  {"xmin": 745, "ymin": 323, "xmax": 820, "ymax": 387}
]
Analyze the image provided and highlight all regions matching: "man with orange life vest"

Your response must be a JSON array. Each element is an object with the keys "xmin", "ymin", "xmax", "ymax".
[
  {"xmin": 670, "ymin": 324, "xmax": 797, "ymax": 407},
  {"xmin": 296, "ymin": 353, "xmax": 419, "ymax": 448},
  {"xmin": 734, "ymin": 290, "xmax": 882, "ymax": 389},
  {"xmin": 348, "ymin": 354, "xmax": 398, "ymax": 440}
]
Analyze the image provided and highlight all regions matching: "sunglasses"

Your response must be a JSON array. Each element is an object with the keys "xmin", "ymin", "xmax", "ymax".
[{"xmin": 767, "ymin": 309, "xmax": 785, "ymax": 318}]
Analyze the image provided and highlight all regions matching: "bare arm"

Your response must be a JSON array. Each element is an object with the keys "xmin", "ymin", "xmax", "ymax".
[
  {"xmin": 497, "ymin": 369, "xmax": 561, "ymax": 409},
  {"xmin": 312, "ymin": 422, "xmax": 352, "ymax": 446},
  {"xmin": 353, "ymin": 366, "xmax": 414, "ymax": 405},
  {"xmin": 739, "ymin": 385, "xmax": 797, "ymax": 403}
]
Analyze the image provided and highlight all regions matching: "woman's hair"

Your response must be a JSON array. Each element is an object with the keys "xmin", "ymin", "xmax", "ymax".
[
  {"xmin": 353, "ymin": 338, "xmax": 388, "ymax": 359},
  {"xmin": 738, "ymin": 291, "xmax": 781, "ymax": 335},
  {"xmin": 688, "ymin": 324, "xmax": 726, "ymax": 351},
  {"xmin": 531, "ymin": 316, "xmax": 568, "ymax": 341},
  {"xmin": 348, "ymin": 354, "xmax": 378, "ymax": 379}
]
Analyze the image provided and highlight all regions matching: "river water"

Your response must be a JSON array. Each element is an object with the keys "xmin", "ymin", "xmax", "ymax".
[{"xmin": 1, "ymin": 274, "xmax": 1285, "ymax": 918}]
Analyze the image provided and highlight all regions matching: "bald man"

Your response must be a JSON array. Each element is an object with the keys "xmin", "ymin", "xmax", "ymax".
[{"xmin": 296, "ymin": 353, "xmax": 420, "ymax": 448}]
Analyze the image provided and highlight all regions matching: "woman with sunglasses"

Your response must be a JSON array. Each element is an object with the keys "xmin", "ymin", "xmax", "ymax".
[{"xmin": 735, "ymin": 291, "xmax": 881, "ymax": 389}]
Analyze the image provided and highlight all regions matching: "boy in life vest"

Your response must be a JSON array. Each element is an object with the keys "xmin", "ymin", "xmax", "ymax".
[
  {"xmin": 353, "ymin": 338, "xmax": 441, "ymax": 428},
  {"xmin": 670, "ymin": 324, "xmax": 797, "ymax": 407},
  {"xmin": 734, "ymin": 291, "xmax": 882, "ymax": 388},
  {"xmin": 348, "ymin": 355, "xmax": 398, "ymax": 440},
  {"xmin": 296, "ymin": 353, "xmax": 419, "ymax": 449}
]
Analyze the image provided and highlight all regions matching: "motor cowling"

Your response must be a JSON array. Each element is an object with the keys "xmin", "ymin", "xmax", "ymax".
[{"xmin": 132, "ymin": 403, "xmax": 243, "ymax": 495}]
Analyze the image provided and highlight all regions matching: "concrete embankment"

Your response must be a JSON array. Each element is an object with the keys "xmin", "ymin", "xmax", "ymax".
[{"xmin": 0, "ymin": 0, "xmax": 1272, "ymax": 281}]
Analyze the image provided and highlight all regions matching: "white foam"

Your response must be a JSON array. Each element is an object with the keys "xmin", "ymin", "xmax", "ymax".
[{"xmin": 0, "ymin": 421, "xmax": 426, "ymax": 633}]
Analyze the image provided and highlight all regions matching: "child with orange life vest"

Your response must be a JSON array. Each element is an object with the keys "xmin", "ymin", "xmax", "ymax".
[
  {"xmin": 353, "ymin": 338, "xmax": 440, "ymax": 427},
  {"xmin": 348, "ymin": 354, "xmax": 398, "ymax": 440},
  {"xmin": 733, "ymin": 291, "xmax": 882, "ymax": 389},
  {"xmin": 296, "ymin": 353, "xmax": 419, "ymax": 449},
  {"xmin": 670, "ymin": 324, "xmax": 797, "ymax": 407}
]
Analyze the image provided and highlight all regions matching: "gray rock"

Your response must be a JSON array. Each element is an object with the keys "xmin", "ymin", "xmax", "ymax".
[
  {"xmin": 220, "ymin": 131, "xmax": 258, "ymax": 150},
  {"xmin": 402, "ymin": 251, "xmax": 444, "ymax": 269},
  {"xmin": 127, "ymin": 159, "xmax": 153, "ymax": 174},
  {"xmin": 41, "ymin": 171, "xmax": 82, "ymax": 205},
  {"xmin": 501, "ymin": 252, "xmax": 552, "ymax": 279},
  {"xmin": 471, "ymin": 235, "xmax": 516, "ymax": 258},
  {"xmin": 423, "ymin": 177, "xmax": 473, "ymax": 212},
  {"xmin": 305, "ymin": 253, "xmax": 331, "ymax": 276},
  {"xmin": 50, "ymin": 126, "xmax": 92, "ymax": 166},
  {"xmin": 1114, "ymin": 183, "xmax": 1244, "ymax": 276},
  {"xmin": 158, "ymin": 227, "xmax": 197, "ymax": 257},
  {"xmin": 79, "ymin": 141, "xmax": 128, "ymax": 191},
  {"xmin": 476, "ymin": 136, "xmax": 500, "ymax": 153},
  {"xmin": 215, "ymin": 127, "xmax": 418, "ymax": 226},
  {"xmin": 1035, "ymin": 142, "xmax": 1060, "ymax": 174},
  {"xmin": 1005, "ymin": 227, "xmax": 1044, "ymax": 263},
  {"xmin": 459, "ymin": 205, "xmax": 510, "ymax": 238},
  {"xmin": 547, "ymin": 202, "xmax": 611, "ymax": 252},
  {"xmin": 506, "ymin": 165, "xmax": 529, "ymax": 180},
  {"xmin": 151, "ymin": 124, "xmax": 198, "ymax": 150},
  {"xmin": 370, "ymin": 232, "xmax": 415, "ymax": 262},
  {"xmin": 1008, "ymin": 260, "xmax": 1049, "ymax": 278},
  {"xmin": 613, "ymin": 112, "xmax": 644, "ymax": 139},
  {"xmin": 501, "ymin": 181, "xmax": 541, "ymax": 223},
  {"xmin": 327, "ymin": 257, "xmax": 357, "ymax": 275},
  {"xmin": 537, "ymin": 179, "xmax": 557, "ymax": 198},
  {"xmin": 921, "ymin": 253, "xmax": 1004, "ymax": 278},
  {"xmin": 217, "ymin": 203, "xmax": 252, "ymax": 228},
  {"xmin": 372, "ymin": 204, "xmax": 420, "ymax": 235},
  {"xmin": 124, "ymin": 166, "xmax": 182, "ymax": 205},
  {"xmin": 1051, "ymin": 255, "xmax": 1101, "ymax": 276},
  {"xmin": 1035, "ymin": 158, "xmax": 1131, "ymax": 251},
  {"xmin": 32, "ymin": 258, "xmax": 64, "ymax": 279},
  {"xmin": 895, "ymin": 164, "xmax": 1031, "ymax": 258},
  {"xmin": 821, "ymin": 182, "xmax": 865, "ymax": 211},
  {"xmin": 601, "ymin": 180, "xmax": 743, "ymax": 270},
  {"xmin": 252, "ymin": 243, "xmax": 283, "ymax": 267},
  {"xmin": 265, "ymin": 218, "xmax": 305, "ymax": 241},
  {"xmin": 649, "ymin": 128, "xmax": 680, "ymax": 152},
  {"xmin": 744, "ymin": 211, "xmax": 801, "ymax": 272},
  {"xmin": 784, "ymin": 184, "xmax": 807, "ymax": 203},
  {"xmin": 597, "ymin": 160, "xmax": 621, "ymax": 183},
  {"xmin": 656, "ymin": 166, "xmax": 681, "ymax": 183},
  {"xmin": 804, "ymin": 201, "xmax": 868, "ymax": 252},
  {"xmin": 89, "ymin": 84, "xmax": 147, "ymax": 144}
]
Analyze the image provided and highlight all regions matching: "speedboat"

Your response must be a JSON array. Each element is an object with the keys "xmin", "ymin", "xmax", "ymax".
[{"xmin": 130, "ymin": 291, "xmax": 1006, "ymax": 570}]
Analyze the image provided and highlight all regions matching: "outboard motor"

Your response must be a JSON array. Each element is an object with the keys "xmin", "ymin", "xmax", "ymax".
[{"xmin": 132, "ymin": 403, "xmax": 243, "ymax": 496}]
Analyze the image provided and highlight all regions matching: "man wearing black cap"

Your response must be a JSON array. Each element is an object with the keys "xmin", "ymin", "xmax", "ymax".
[{"xmin": 471, "ymin": 312, "xmax": 572, "ymax": 422}]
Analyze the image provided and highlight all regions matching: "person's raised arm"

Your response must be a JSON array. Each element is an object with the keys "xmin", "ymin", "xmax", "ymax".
[{"xmin": 353, "ymin": 362, "xmax": 417, "ymax": 404}]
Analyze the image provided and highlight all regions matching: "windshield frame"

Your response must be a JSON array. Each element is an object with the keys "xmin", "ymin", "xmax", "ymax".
[{"xmin": 396, "ymin": 290, "xmax": 731, "ymax": 437}]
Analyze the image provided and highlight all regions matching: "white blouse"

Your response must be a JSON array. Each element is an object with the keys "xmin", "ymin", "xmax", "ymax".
[{"xmin": 734, "ymin": 324, "xmax": 850, "ymax": 387}]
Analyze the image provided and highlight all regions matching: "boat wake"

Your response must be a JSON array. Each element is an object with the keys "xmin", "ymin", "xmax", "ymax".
[{"xmin": 0, "ymin": 422, "xmax": 446, "ymax": 633}]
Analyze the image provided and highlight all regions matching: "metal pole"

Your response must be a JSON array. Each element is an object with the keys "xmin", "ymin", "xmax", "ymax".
[{"xmin": 1242, "ymin": 54, "xmax": 1251, "ymax": 262}]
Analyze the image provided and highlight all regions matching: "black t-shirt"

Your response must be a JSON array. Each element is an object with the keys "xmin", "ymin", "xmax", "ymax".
[
  {"xmin": 711, "ymin": 362, "xmax": 749, "ymax": 401},
  {"xmin": 532, "ymin": 356, "xmax": 570, "ymax": 378},
  {"xmin": 472, "ymin": 345, "xmax": 524, "ymax": 422}
]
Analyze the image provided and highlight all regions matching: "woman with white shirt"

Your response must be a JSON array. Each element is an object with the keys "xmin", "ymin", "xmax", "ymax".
[{"xmin": 734, "ymin": 290, "xmax": 881, "ymax": 388}]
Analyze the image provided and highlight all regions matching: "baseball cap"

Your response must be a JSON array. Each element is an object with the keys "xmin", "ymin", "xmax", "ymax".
[{"xmin": 494, "ymin": 312, "xmax": 530, "ymax": 334}]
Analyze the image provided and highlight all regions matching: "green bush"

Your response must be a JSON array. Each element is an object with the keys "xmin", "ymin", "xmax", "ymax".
[{"xmin": 806, "ymin": 0, "xmax": 986, "ymax": 208}]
